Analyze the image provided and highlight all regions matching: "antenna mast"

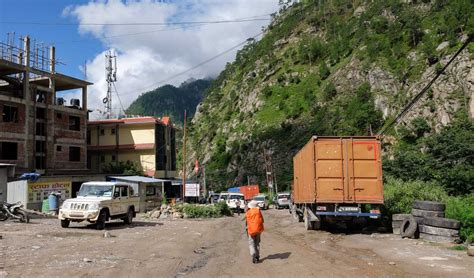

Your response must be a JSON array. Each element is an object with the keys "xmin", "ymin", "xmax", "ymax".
[{"xmin": 104, "ymin": 50, "xmax": 117, "ymax": 119}]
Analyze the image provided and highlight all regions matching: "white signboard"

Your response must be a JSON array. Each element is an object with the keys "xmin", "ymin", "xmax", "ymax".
[{"xmin": 185, "ymin": 183, "xmax": 200, "ymax": 197}]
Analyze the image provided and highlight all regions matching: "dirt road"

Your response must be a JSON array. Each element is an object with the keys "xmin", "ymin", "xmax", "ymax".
[{"xmin": 1, "ymin": 209, "xmax": 472, "ymax": 277}]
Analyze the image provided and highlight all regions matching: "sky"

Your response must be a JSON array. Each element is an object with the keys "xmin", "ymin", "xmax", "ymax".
[{"xmin": 0, "ymin": 0, "xmax": 279, "ymax": 119}]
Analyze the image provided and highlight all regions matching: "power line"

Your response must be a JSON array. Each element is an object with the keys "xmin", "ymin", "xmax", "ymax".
[
  {"xmin": 122, "ymin": 30, "xmax": 264, "ymax": 96},
  {"xmin": 378, "ymin": 36, "xmax": 472, "ymax": 135},
  {"xmin": 0, "ymin": 17, "xmax": 271, "ymax": 27}
]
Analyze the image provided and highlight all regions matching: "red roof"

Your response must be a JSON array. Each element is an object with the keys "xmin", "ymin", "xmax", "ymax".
[{"xmin": 88, "ymin": 116, "xmax": 172, "ymax": 126}]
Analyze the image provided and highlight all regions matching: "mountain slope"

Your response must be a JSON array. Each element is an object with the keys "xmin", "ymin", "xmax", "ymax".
[
  {"xmin": 188, "ymin": 0, "xmax": 473, "ymax": 191},
  {"xmin": 126, "ymin": 79, "xmax": 212, "ymax": 123}
]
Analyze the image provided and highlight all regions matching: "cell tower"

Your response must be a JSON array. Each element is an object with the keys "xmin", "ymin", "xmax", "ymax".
[{"xmin": 104, "ymin": 50, "xmax": 117, "ymax": 119}]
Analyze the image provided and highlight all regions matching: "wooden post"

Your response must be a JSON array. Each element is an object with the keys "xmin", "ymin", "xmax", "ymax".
[{"xmin": 182, "ymin": 110, "xmax": 187, "ymax": 201}]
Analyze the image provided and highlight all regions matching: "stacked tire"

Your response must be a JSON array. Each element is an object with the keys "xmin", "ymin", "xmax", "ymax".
[
  {"xmin": 412, "ymin": 200, "xmax": 461, "ymax": 243},
  {"xmin": 420, "ymin": 217, "xmax": 461, "ymax": 243},
  {"xmin": 392, "ymin": 214, "xmax": 410, "ymax": 235},
  {"xmin": 411, "ymin": 200, "xmax": 445, "ymax": 225}
]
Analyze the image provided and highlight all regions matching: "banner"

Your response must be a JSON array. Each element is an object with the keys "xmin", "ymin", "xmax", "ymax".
[
  {"xmin": 185, "ymin": 183, "xmax": 200, "ymax": 197},
  {"xmin": 28, "ymin": 181, "xmax": 71, "ymax": 203}
]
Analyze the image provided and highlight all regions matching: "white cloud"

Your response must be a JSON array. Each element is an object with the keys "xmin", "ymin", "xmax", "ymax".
[{"xmin": 64, "ymin": 0, "xmax": 279, "ymax": 119}]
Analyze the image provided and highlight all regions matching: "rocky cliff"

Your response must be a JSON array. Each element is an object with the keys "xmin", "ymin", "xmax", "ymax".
[{"xmin": 187, "ymin": 0, "xmax": 473, "ymax": 191}]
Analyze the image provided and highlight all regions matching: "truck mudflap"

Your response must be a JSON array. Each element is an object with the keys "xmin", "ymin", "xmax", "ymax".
[{"xmin": 316, "ymin": 211, "xmax": 381, "ymax": 218}]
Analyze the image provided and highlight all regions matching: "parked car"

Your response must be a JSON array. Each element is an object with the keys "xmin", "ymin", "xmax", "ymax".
[
  {"xmin": 209, "ymin": 193, "xmax": 220, "ymax": 204},
  {"xmin": 274, "ymin": 192, "xmax": 290, "ymax": 209},
  {"xmin": 227, "ymin": 193, "xmax": 245, "ymax": 212},
  {"xmin": 252, "ymin": 194, "xmax": 269, "ymax": 210},
  {"xmin": 59, "ymin": 182, "xmax": 139, "ymax": 230},
  {"xmin": 218, "ymin": 192, "xmax": 229, "ymax": 203}
]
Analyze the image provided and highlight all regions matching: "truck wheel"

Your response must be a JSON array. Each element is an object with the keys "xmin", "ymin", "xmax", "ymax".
[
  {"xmin": 61, "ymin": 219, "xmax": 70, "ymax": 228},
  {"xmin": 412, "ymin": 200, "xmax": 445, "ymax": 211},
  {"xmin": 96, "ymin": 210, "xmax": 107, "ymax": 230},
  {"xmin": 123, "ymin": 208, "xmax": 134, "ymax": 224}
]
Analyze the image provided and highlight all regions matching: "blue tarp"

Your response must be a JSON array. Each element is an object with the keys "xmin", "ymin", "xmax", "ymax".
[
  {"xmin": 18, "ymin": 172, "xmax": 41, "ymax": 182},
  {"xmin": 228, "ymin": 187, "xmax": 240, "ymax": 193}
]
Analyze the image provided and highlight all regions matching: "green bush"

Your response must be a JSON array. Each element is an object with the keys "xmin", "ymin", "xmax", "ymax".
[
  {"xmin": 383, "ymin": 177, "xmax": 448, "ymax": 216},
  {"xmin": 445, "ymin": 195, "xmax": 474, "ymax": 243},
  {"xmin": 174, "ymin": 203, "xmax": 232, "ymax": 218},
  {"xmin": 214, "ymin": 201, "xmax": 233, "ymax": 216}
]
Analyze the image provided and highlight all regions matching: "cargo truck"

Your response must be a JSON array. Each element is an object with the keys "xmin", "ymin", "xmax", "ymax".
[{"xmin": 291, "ymin": 136, "xmax": 383, "ymax": 230}]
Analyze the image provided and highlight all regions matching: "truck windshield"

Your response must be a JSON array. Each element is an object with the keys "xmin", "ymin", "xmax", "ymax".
[{"xmin": 78, "ymin": 185, "xmax": 113, "ymax": 197}]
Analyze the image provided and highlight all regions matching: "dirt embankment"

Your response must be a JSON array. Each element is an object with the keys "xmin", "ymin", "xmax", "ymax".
[{"xmin": 1, "ymin": 209, "xmax": 472, "ymax": 277}]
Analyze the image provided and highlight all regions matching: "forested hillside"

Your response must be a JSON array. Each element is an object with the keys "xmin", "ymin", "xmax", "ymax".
[
  {"xmin": 126, "ymin": 79, "xmax": 211, "ymax": 123},
  {"xmin": 188, "ymin": 0, "xmax": 473, "ymax": 196}
]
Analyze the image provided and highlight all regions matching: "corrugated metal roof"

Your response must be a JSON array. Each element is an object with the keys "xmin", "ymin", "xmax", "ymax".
[{"xmin": 110, "ymin": 175, "xmax": 169, "ymax": 183}]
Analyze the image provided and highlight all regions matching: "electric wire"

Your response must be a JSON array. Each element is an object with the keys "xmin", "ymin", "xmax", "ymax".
[
  {"xmin": 122, "ymin": 30, "xmax": 264, "ymax": 96},
  {"xmin": 377, "ymin": 35, "xmax": 472, "ymax": 135},
  {"xmin": 0, "ymin": 16, "xmax": 271, "ymax": 27}
]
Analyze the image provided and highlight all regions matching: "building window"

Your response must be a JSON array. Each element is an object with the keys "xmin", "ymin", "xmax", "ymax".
[
  {"xmin": 0, "ymin": 142, "xmax": 18, "ymax": 160},
  {"xmin": 111, "ymin": 155, "xmax": 116, "ymax": 162},
  {"xmin": 35, "ymin": 141, "xmax": 46, "ymax": 153},
  {"xmin": 57, "ymin": 145, "xmax": 62, "ymax": 152},
  {"xmin": 100, "ymin": 129, "xmax": 105, "ymax": 136},
  {"xmin": 36, "ymin": 122, "xmax": 46, "ymax": 136},
  {"xmin": 36, "ymin": 108, "xmax": 46, "ymax": 119},
  {"xmin": 2, "ymin": 105, "xmax": 18, "ymax": 123},
  {"xmin": 69, "ymin": 147, "xmax": 81, "ymax": 161},
  {"xmin": 100, "ymin": 155, "xmax": 105, "ymax": 163},
  {"xmin": 69, "ymin": 116, "xmax": 80, "ymax": 131},
  {"xmin": 56, "ymin": 113, "xmax": 62, "ymax": 119},
  {"xmin": 111, "ymin": 128, "xmax": 116, "ymax": 135}
]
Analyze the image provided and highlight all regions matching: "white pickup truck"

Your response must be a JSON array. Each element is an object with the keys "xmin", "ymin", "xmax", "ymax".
[{"xmin": 59, "ymin": 182, "xmax": 139, "ymax": 230}]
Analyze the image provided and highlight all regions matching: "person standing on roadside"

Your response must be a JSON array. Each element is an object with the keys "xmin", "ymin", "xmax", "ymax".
[{"xmin": 245, "ymin": 200, "xmax": 264, "ymax": 263}]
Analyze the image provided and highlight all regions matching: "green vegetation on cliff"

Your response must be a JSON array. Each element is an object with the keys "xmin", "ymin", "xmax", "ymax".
[
  {"xmin": 189, "ymin": 0, "xmax": 473, "ymax": 197},
  {"xmin": 127, "ymin": 79, "xmax": 211, "ymax": 122}
]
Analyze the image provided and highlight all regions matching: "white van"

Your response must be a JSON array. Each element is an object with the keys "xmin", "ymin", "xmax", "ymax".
[
  {"xmin": 227, "ymin": 193, "xmax": 245, "ymax": 212},
  {"xmin": 218, "ymin": 192, "xmax": 229, "ymax": 203}
]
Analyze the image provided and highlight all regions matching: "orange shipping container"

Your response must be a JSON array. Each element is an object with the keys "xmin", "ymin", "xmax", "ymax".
[
  {"xmin": 240, "ymin": 185, "xmax": 260, "ymax": 201},
  {"xmin": 293, "ymin": 136, "xmax": 383, "ymax": 204}
]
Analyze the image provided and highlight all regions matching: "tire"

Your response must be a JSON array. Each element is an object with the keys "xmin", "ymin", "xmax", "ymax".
[
  {"xmin": 96, "ymin": 210, "xmax": 107, "ymax": 230},
  {"xmin": 392, "ymin": 227, "xmax": 401, "ymax": 235},
  {"xmin": 423, "ymin": 217, "xmax": 461, "ymax": 230},
  {"xmin": 419, "ymin": 225, "xmax": 459, "ymax": 237},
  {"xmin": 420, "ymin": 233, "xmax": 459, "ymax": 243},
  {"xmin": 17, "ymin": 210, "xmax": 29, "ymax": 223},
  {"xmin": 414, "ymin": 216, "xmax": 424, "ymax": 225},
  {"xmin": 412, "ymin": 200, "xmax": 445, "ymax": 211},
  {"xmin": 0, "ymin": 212, "xmax": 8, "ymax": 221},
  {"xmin": 400, "ymin": 215, "xmax": 418, "ymax": 238},
  {"xmin": 411, "ymin": 208, "xmax": 444, "ymax": 218},
  {"xmin": 392, "ymin": 214, "xmax": 410, "ymax": 221},
  {"xmin": 61, "ymin": 219, "xmax": 70, "ymax": 228},
  {"xmin": 123, "ymin": 208, "xmax": 133, "ymax": 225}
]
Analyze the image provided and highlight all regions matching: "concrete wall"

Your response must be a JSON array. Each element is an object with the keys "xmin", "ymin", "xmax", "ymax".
[{"xmin": 0, "ymin": 168, "xmax": 7, "ymax": 202}]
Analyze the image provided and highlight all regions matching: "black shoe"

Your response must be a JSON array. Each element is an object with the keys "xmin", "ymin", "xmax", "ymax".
[
  {"xmin": 252, "ymin": 255, "xmax": 257, "ymax": 264},
  {"xmin": 256, "ymin": 256, "xmax": 260, "ymax": 263}
]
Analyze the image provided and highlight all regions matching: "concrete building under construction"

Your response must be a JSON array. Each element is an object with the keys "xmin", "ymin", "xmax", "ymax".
[{"xmin": 0, "ymin": 35, "xmax": 91, "ymax": 176}]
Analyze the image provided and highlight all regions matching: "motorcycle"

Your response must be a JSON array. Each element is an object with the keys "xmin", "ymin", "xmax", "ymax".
[{"xmin": 0, "ymin": 201, "xmax": 29, "ymax": 223}]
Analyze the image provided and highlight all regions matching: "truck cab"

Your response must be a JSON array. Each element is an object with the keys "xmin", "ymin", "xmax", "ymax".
[{"xmin": 59, "ymin": 182, "xmax": 139, "ymax": 230}]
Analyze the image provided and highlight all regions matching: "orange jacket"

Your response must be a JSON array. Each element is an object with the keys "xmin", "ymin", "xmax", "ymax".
[{"xmin": 246, "ymin": 207, "xmax": 264, "ymax": 236}]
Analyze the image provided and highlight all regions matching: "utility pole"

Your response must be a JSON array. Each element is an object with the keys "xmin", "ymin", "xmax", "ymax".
[
  {"xmin": 263, "ymin": 149, "xmax": 273, "ymax": 194},
  {"xmin": 104, "ymin": 50, "xmax": 117, "ymax": 119},
  {"xmin": 202, "ymin": 165, "xmax": 207, "ymax": 197},
  {"xmin": 182, "ymin": 110, "xmax": 187, "ymax": 202}
]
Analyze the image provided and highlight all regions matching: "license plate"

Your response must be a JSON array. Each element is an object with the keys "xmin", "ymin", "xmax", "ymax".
[
  {"xmin": 317, "ymin": 206, "xmax": 327, "ymax": 211},
  {"xmin": 338, "ymin": 206, "xmax": 359, "ymax": 212}
]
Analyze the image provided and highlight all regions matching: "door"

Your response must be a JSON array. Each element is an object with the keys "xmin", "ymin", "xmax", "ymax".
[
  {"xmin": 119, "ymin": 186, "xmax": 130, "ymax": 214},
  {"xmin": 350, "ymin": 140, "xmax": 383, "ymax": 203},
  {"xmin": 314, "ymin": 139, "xmax": 345, "ymax": 202},
  {"xmin": 110, "ymin": 186, "xmax": 122, "ymax": 215}
]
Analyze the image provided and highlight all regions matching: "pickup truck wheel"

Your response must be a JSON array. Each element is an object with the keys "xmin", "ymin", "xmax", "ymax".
[
  {"xmin": 123, "ymin": 208, "xmax": 133, "ymax": 224},
  {"xmin": 61, "ymin": 219, "xmax": 70, "ymax": 228},
  {"xmin": 96, "ymin": 210, "xmax": 107, "ymax": 230}
]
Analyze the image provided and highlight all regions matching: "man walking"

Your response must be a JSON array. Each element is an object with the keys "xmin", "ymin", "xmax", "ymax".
[{"xmin": 245, "ymin": 200, "xmax": 264, "ymax": 263}]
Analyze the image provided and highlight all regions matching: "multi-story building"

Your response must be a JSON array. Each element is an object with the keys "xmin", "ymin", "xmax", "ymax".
[
  {"xmin": 87, "ymin": 116, "xmax": 177, "ymax": 178},
  {"xmin": 0, "ymin": 36, "xmax": 90, "ymax": 175}
]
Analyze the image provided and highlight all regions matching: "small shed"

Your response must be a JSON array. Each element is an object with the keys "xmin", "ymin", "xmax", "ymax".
[
  {"xmin": 109, "ymin": 176, "xmax": 170, "ymax": 212},
  {"xmin": 0, "ymin": 163, "xmax": 16, "ymax": 202}
]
